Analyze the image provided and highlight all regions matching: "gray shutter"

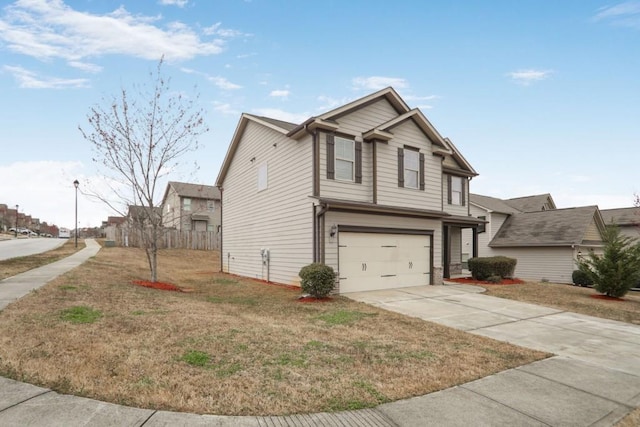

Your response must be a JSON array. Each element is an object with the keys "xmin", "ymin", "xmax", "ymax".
[
  {"xmin": 326, "ymin": 134, "xmax": 335, "ymax": 180},
  {"xmin": 355, "ymin": 140, "xmax": 362, "ymax": 184},
  {"xmin": 447, "ymin": 175, "xmax": 452, "ymax": 204},
  {"xmin": 397, "ymin": 147, "xmax": 404, "ymax": 187},
  {"xmin": 419, "ymin": 153, "xmax": 425, "ymax": 191},
  {"xmin": 461, "ymin": 178, "xmax": 466, "ymax": 205}
]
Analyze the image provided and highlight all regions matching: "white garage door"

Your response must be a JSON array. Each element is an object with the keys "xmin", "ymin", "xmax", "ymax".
[{"xmin": 338, "ymin": 232, "xmax": 431, "ymax": 293}]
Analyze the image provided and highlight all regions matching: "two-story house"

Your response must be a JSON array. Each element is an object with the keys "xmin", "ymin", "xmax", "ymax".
[
  {"xmin": 215, "ymin": 87, "xmax": 482, "ymax": 293},
  {"xmin": 161, "ymin": 181, "xmax": 221, "ymax": 233}
]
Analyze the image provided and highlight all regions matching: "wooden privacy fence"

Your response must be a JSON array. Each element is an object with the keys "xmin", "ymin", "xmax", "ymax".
[{"xmin": 111, "ymin": 228, "xmax": 220, "ymax": 250}]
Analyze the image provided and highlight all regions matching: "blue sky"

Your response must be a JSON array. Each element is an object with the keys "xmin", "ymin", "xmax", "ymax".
[{"xmin": 0, "ymin": 0, "xmax": 638, "ymax": 229}]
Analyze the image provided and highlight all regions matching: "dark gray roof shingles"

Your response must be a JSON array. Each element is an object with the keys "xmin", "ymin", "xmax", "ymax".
[{"xmin": 489, "ymin": 206, "xmax": 600, "ymax": 247}]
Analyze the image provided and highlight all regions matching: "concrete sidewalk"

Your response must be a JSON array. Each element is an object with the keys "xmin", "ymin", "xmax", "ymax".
[{"xmin": 1, "ymin": 249, "xmax": 639, "ymax": 426}]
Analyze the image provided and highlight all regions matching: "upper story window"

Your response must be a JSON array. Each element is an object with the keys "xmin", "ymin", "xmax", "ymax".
[
  {"xmin": 404, "ymin": 149, "xmax": 419, "ymax": 189},
  {"xmin": 397, "ymin": 146, "xmax": 424, "ymax": 190},
  {"xmin": 207, "ymin": 200, "xmax": 215, "ymax": 212},
  {"xmin": 447, "ymin": 176, "xmax": 466, "ymax": 206},
  {"xmin": 326, "ymin": 134, "xmax": 362, "ymax": 183},
  {"xmin": 183, "ymin": 198, "xmax": 191, "ymax": 211},
  {"xmin": 335, "ymin": 137, "xmax": 354, "ymax": 181}
]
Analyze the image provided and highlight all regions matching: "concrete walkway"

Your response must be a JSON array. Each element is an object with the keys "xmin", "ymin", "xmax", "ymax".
[{"xmin": 1, "ymin": 249, "xmax": 639, "ymax": 426}]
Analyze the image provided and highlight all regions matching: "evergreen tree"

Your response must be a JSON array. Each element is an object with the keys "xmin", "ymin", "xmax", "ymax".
[{"xmin": 577, "ymin": 225, "xmax": 640, "ymax": 297}]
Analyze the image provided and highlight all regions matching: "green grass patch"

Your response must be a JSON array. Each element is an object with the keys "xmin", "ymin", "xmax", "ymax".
[
  {"xmin": 316, "ymin": 309, "xmax": 376, "ymax": 326},
  {"xmin": 59, "ymin": 306, "xmax": 102, "ymax": 324},
  {"xmin": 58, "ymin": 285, "xmax": 77, "ymax": 291},
  {"xmin": 181, "ymin": 350, "xmax": 210, "ymax": 367}
]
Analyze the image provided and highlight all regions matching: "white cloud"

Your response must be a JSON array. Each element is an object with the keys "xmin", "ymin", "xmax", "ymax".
[
  {"xmin": 3, "ymin": 65, "xmax": 90, "ymax": 89},
  {"xmin": 251, "ymin": 108, "xmax": 309, "ymax": 124},
  {"xmin": 203, "ymin": 22, "xmax": 251, "ymax": 38},
  {"xmin": 0, "ymin": 1, "xmax": 225, "ymax": 63},
  {"xmin": 158, "ymin": 0, "xmax": 189, "ymax": 7},
  {"xmin": 352, "ymin": 76, "xmax": 409, "ymax": 90},
  {"xmin": 180, "ymin": 67, "xmax": 242, "ymax": 90},
  {"xmin": 507, "ymin": 69, "xmax": 553, "ymax": 85},
  {"xmin": 269, "ymin": 89, "xmax": 290, "ymax": 98},
  {"xmin": 593, "ymin": 2, "xmax": 640, "ymax": 28},
  {"xmin": 68, "ymin": 61, "xmax": 102, "ymax": 73},
  {"xmin": 212, "ymin": 102, "xmax": 239, "ymax": 116}
]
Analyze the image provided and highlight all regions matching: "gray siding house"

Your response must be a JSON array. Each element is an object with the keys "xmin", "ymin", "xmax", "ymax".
[
  {"xmin": 216, "ymin": 87, "xmax": 482, "ymax": 293},
  {"xmin": 161, "ymin": 181, "xmax": 221, "ymax": 233},
  {"xmin": 462, "ymin": 193, "xmax": 605, "ymax": 283}
]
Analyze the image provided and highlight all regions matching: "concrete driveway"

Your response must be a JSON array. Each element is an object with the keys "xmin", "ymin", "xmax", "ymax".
[{"xmin": 345, "ymin": 284, "xmax": 640, "ymax": 426}]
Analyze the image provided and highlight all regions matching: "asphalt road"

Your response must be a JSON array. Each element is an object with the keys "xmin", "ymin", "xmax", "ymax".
[{"xmin": 0, "ymin": 238, "xmax": 67, "ymax": 261}]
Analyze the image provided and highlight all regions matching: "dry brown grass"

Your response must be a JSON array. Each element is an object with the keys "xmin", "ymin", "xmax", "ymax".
[
  {"xmin": 0, "ymin": 238, "xmax": 84, "ymax": 281},
  {"xmin": 475, "ymin": 282, "xmax": 640, "ymax": 325},
  {"xmin": 616, "ymin": 406, "xmax": 640, "ymax": 426},
  {"xmin": 0, "ymin": 246, "xmax": 548, "ymax": 416}
]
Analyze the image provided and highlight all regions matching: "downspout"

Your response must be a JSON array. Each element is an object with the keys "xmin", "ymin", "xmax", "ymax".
[
  {"xmin": 218, "ymin": 186, "xmax": 224, "ymax": 273},
  {"xmin": 315, "ymin": 203, "xmax": 329, "ymax": 264},
  {"xmin": 304, "ymin": 124, "xmax": 320, "ymax": 262}
]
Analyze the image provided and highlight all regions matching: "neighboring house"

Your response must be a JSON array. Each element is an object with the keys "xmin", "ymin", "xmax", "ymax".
[
  {"xmin": 601, "ymin": 207, "xmax": 640, "ymax": 240},
  {"xmin": 216, "ymin": 87, "xmax": 482, "ymax": 293},
  {"xmin": 462, "ymin": 193, "xmax": 605, "ymax": 283},
  {"xmin": 127, "ymin": 205, "xmax": 162, "ymax": 228},
  {"xmin": 103, "ymin": 216, "xmax": 126, "ymax": 241},
  {"xmin": 161, "ymin": 181, "xmax": 221, "ymax": 233}
]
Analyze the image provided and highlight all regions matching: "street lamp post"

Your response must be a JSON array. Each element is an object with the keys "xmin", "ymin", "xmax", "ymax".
[
  {"xmin": 73, "ymin": 180, "xmax": 79, "ymax": 248},
  {"xmin": 14, "ymin": 204, "xmax": 18, "ymax": 238}
]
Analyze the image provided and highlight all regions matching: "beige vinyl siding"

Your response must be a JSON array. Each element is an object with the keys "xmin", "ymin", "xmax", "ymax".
[
  {"xmin": 162, "ymin": 188, "xmax": 180, "ymax": 228},
  {"xmin": 490, "ymin": 247, "xmax": 575, "ymax": 283},
  {"xmin": 221, "ymin": 121, "xmax": 313, "ymax": 285},
  {"xmin": 376, "ymin": 121, "xmax": 442, "ymax": 210},
  {"xmin": 583, "ymin": 219, "xmax": 602, "ymax": 241},
  {"xmin": 319, "ymin": 133, "xmax": 373, "ymax": 202},
  {"xmin": 462, "ymin": 210, "xmax": 511, "ymax": 258},
  {"xmin": 318, "ymin": 99, "xmax": 398, "ymax": 202},
  {"xmin": 323, "ymin": 211, "xmax": 441, "ymax": 292},
  {"xmin": 442, "ymin": 174, "xmax": 469, "ymax": 217},
  {"xmin": 449, "ymin": 227, "xmax": 461, "ymax": 264}
]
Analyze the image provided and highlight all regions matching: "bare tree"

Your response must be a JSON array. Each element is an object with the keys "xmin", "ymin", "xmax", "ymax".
[{"xmin": 79, "ymin": 58, "xmax": 208, "ymax": 282}]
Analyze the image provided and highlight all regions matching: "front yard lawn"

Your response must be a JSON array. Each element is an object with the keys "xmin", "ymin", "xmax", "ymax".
[
  {"xmin": 0, "ymin": 247, "xmax": 548, "ymax": 416},
  {"xmin": 470, "ymin": 281, "xmax": 640, "ymax": 325}
]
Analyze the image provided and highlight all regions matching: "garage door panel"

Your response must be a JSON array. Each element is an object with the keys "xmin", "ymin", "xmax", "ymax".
[{"xmin": 339, "ymin": 232, "xmax": 431, "ymax": 293}]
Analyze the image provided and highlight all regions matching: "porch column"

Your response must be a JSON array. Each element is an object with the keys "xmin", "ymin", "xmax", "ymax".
[{"xmin": 472, "ymin": 227, "xmax": 479, "ymax": 258}]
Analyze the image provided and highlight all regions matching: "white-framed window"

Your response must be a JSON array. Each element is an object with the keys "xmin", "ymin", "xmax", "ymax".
[
  {"xmin": 207, "ymin": 200, "xmax": 215, "ymax": 212},
  {"xmin": 257, "ymin": 162, "xmax": 268, "ymax": 191},
  {"xmin": 335, "ymin": 137, "xmax": 354, "ymax": 181},
  {"xmin": 166, "ymin": 204, "xmax": 171, "ymax": 213},
  {"xmin": 404, "ymin": 149, "xmax": 419, "ymax": 189},
  {"xmin": 183, "ymin": 198, "xmax": 191, "ymax": 211},
  {"xmin": 451, "ymin": 177, "xmax": 463, "ymax": 205}
]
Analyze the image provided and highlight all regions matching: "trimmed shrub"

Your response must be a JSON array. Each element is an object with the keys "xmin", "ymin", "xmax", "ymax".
[
  {"xmin": 299, "ymin": 263, "xmax": 336, "ymax": 298},
  {"xmin": 572, "ymin": 269, "xmax": 593, "ymax": 287},
  {"xmin": 468, "ymin": 256, "xmax": 517, "ymax": 281}
]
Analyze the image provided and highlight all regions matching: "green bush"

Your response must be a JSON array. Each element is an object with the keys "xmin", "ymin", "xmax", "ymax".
[
  {"xmin": 576, "ymin": 226, "xmax": 640, "ymax": 298},
  {"xmin": 299, "ymin": 263, "xmax": 336, "ymax": 298},
  {"xmin": 571, "ymin": 270, "xmax": 593, "ymax": 287},
  {"xmin": 468, "ymin": 256, "xmax": 517, "ymax": 280}
]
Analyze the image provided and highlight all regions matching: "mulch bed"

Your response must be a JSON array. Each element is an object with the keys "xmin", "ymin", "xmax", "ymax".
[
  {"xmin": 132, "ymin": 280, "xmax": 185, "ymax": 292},
  {"xmin": 447, "ymin": 277, "xmax": 525, "ymax": 285}
]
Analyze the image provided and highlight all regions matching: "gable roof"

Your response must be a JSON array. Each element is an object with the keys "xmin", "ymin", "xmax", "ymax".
[
  {"xmin": 489, "ymin": 206, "xmax": 604, "ymax": 247},
  {"xmin": 470, "ymin": 194, "xmax": 522, "ymax": 214},
  {"xmin": 505, "ymin": 194, "xmax": 555, "ymax": 212},
  {"xmin": 601, "ymin": 207, "xmax": 640, "ymax": 226},
  {"xmin": 165, "ymin": 181, "xmax": 220, "ymax": 201},
  {"xmin": 216, "ymin": 87, "xmax": 477, "ymax": 185}
]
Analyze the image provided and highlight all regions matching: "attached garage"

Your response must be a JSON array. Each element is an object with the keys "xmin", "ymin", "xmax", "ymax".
[{"xmin": 338, "ymin": 230, "xmax": 432, "ymax": 293}]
